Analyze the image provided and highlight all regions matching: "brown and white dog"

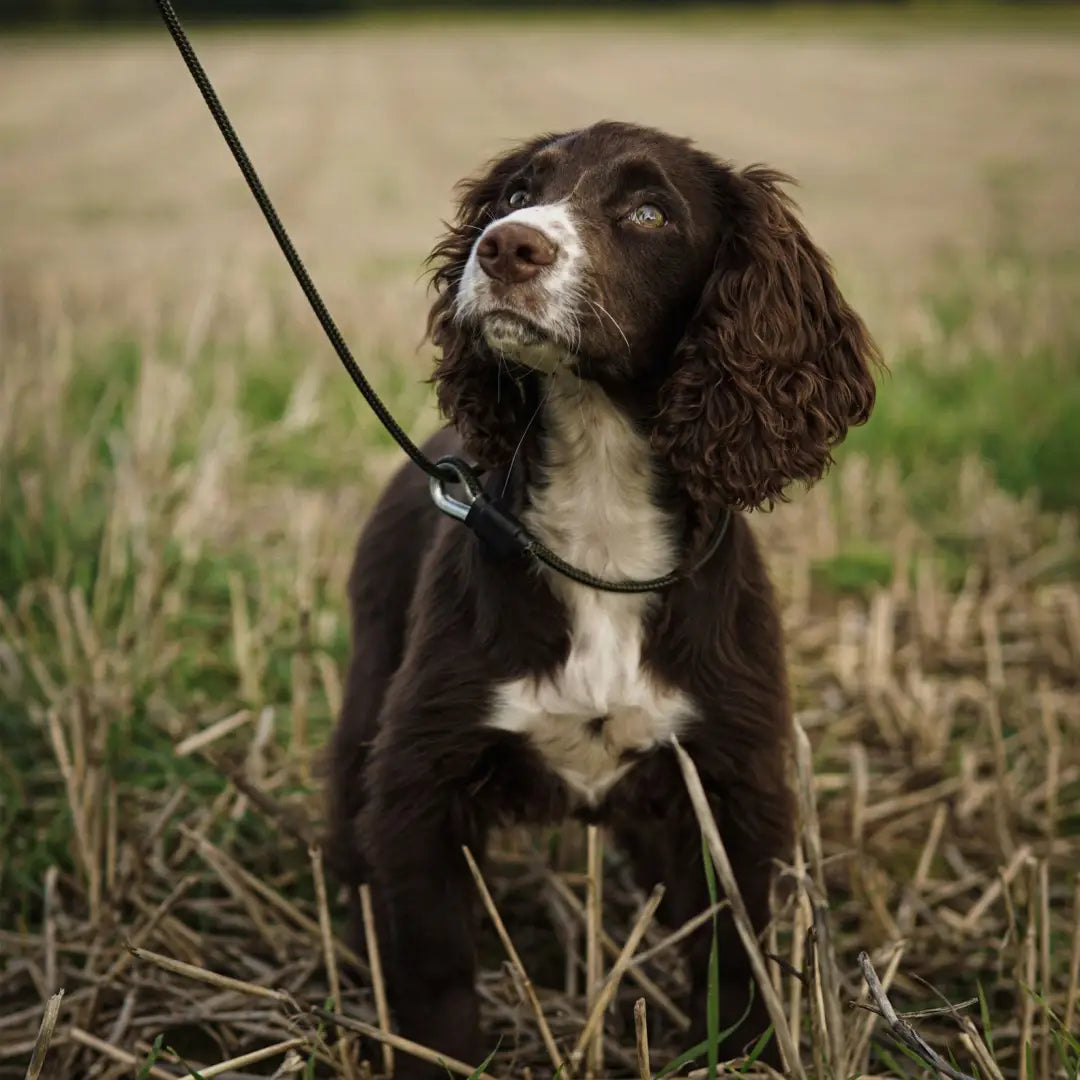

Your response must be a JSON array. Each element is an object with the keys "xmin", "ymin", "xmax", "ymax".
[{"xmin": 325, "ymin": 120, "xmax": 879, "ymax": 1078}]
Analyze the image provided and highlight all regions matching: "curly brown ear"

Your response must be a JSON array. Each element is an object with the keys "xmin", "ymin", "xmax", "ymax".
[
  {"xmin": 653, "ymin": 166, "xmax": 881, "ymax": 514},
  {"xmin": 425, "ymin": 136, "xmax": 555, "ymax": 467}
]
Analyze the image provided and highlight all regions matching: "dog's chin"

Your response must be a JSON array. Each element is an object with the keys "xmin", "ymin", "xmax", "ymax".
[{"xmin": 481, "ymin": 312, "xmax": 568, "ymax": 375}]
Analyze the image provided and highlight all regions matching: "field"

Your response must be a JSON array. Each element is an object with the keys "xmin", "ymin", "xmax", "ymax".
[{"xmin": 2, "ymin": 7, "xmax": 1080, "ymax": 1079}]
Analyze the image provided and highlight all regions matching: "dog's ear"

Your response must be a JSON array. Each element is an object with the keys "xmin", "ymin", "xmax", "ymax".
[
  {"xmin": 426, "ymin": 137, "xmax": 553, "ymax": 467},
  {"xmin": 653, "ymin": 166, "xmax": 881, "ymax": 516}
]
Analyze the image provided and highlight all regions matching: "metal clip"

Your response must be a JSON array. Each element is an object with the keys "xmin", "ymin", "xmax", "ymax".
[
  {"xmin": 429, "ymin": 456, "xmax": 531, "ymax": 562},
  {"xmin": 428, "ymin": 457, "xmax": 481, "ymax": 523}
]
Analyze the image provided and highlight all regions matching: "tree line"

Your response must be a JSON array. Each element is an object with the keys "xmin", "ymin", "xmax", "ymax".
[{"xmin": 3, "ymin": 0, "xmax": 915, "ymax": 29}]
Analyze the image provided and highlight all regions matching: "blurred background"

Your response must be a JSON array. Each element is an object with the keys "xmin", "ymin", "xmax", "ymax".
[{"xmin": 1, "ymin": 3, "xmax": 1078, "ymax": 1079}]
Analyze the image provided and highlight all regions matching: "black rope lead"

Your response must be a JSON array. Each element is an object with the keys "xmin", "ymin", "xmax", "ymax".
[
  {"xmin": 154, "ymin": 0, "xmax": 440, "ymax": 483},
  {"xmin": 154, "ymin": 0, "xmax": 727, "ymax": 593}
]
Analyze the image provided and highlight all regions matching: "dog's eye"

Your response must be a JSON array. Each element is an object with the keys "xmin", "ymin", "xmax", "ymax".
[
  {"xmin": 628, "ymin": 204, "xmax": 666, "ymax": 229},
  {"xmin": 508, "ymin": 187, "xmax": 531, "ymax": 209}
]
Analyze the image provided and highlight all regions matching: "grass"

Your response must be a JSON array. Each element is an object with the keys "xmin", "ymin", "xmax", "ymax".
[
  {"xmin": 2, "ymin": 11, "xmax": 1080, "ymax": 1080},
  {"xmin": 1, "ymin": 243, "xmax": 1078, "ymax": 1078},
  {"xmin": 844, "ymin": 246, "xmax": 1080, "ymax": 517},
  {"xmin": 849, "ymin": 340, "xmax": 1080, "ymax": 511}
]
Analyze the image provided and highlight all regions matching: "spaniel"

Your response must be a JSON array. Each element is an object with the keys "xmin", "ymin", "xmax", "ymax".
[{"xmin": 326, "ymin": 120, "xmax": 879, "ymax": 1079}]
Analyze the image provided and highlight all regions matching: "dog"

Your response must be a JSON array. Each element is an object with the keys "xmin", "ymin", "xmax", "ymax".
[{"xmin": 325, "ymin": 120, "xmax": 879, "ymax": 1078}]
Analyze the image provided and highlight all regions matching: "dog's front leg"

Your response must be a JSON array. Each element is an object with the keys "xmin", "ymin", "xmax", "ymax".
[{"xmin": 363, "ymin": 724, "xmax": 490, "ymax": 1080}]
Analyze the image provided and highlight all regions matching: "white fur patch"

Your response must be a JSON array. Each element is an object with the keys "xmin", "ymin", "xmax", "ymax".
[
  {"xmin": 455, "ymin": 201, "xmax": 587, "ymax": 368},
  {"xmin": 488, "ymin": 375, "xmax": 696, "ymax": 804}
]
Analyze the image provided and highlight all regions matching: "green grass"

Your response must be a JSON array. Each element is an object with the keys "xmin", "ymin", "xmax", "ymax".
[
  {"xmin": 847, "ymin": 344, "xmax": 1080, "ymax": 514},
  {"xmin": 0, "ymin": 332, "xmax": 364, "ymax": 921},
  {"xmin": 844, "ymin": 246, "xmax": 1080, "ymax": 517}
]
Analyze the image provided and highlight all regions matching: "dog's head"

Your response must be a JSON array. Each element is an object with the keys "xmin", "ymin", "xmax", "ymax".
[{"xmin": 427, "ymin": 121, "xmax": 880, "ymax": 513}]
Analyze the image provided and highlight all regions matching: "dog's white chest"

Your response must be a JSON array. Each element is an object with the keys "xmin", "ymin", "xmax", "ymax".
[
  {"xmin": 486, "ymin": 376, "xmax": 695, "ymax": 803},
  {"xmin": 492, "ymin": 596, "xmax": 694, "ymax": 802}
]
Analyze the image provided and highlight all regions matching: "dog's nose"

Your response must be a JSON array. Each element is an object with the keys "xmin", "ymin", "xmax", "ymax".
[{"xmin": 476, "ymin": 222, "xmax": 557, "ymax": 284}]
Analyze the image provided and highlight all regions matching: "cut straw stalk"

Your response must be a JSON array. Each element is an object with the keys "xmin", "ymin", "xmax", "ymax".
[
  {"xmin": 310, "ymin": 844, "xmax": 356, "ymax": 1080},
  {"xmin": 794, "ymin": 724, "xmax": 846, "ymax": 1077},
  {"xmin": 178, "ymin": 825, "xmax": 367, "ymax": 973},
  {"xmin": 291, "ymin": 609, "xmax": 312, "ymax": 781},
  {"xmin": 628, "ymin": 898, "xmax": 727, "ymax": 968},
  {"xmin": 181, "ymin": 1038, "xmax": 306, "ymax": 1079},
  {"xmin": 23, "ymin": 990, "xmax": 63, "ymax": 1080},
  {"xmin": 895, "ymin": 802, "xmax": 947, "ymax": 935},
  {"xmin": 101, "ymin": 873, "xmax": 198, "ymax": 984},
  {"xmin": 960, "ymin": 1032, "xmax": 1007, "ymax": 1080},
  {"xmin": 68, "ymin": 1027, "xmax": 175, "ymax": 1080},
  {"xmin": 670, "ymin": 736, "xmax": 805, "ymax": 1080},
  {"xmin": 1019, "ymin": 858, "xmax": 1038, "ymax": 1080},
  {"xmin": 360, "ymin": 884, "xmax": 394, "ymax": 1078},
  {"xmin": 310, "ymin": 846, "xmax": 342, "ymax": 1013},
  {"xmin": 546, "ymin": 871, "xmax": 690, "ymax": 1030},
  {"xmin": 1038, "ymin": 858, "xmax": 1051, "ymax": 1080},
  {"xmin": 125, "ymin": 943, "xmax": 292, "ymax": 1002},
  {"xmin": 1064, "ymin": 872, "xmax": 1080, "ymax": 1036},
  {"xmin": 956, "ymin": 1014, "xmax": 1007, "ymax": 1080},
  {"xmin": 765, "ymin": 878, "xmax": 782, "ymax": 1001},
  {"xmin": 960, "ymin": 843, "xmax": 1032, "ymax": 931},
  {"xmin": 462, "ymin": 845, "xmax": 568, "ymax": 1078},
  {"xmin": 204, "ymin": 835, "xmax": 285, "ymax": 962},
  {"xmin": 585, "ymin": 824, "xmax": 604, "ymax": 1080},
  {"xmin": 42, "ymin": 866, "xmax": 58, "ymax": 998},
  {"xmin": 804, "ymin": 915, "xmax": 827, "ymax": 1080},
  {"xmin": 46, "ymin": 706, "xmax": 98, "ymax": 915},
  {"xmin": 847, "ymin": 942, "xmax": 905, "ymax": 1073},
  {"xmin": 173, "ymin": 708, "xmax": 252, "ymax": 757},
  {"xmin": 126, "ymin": 942, "xmax": 499, "ymax": 1080},
  {"xmin": 634, "ymin": 998, "xmax": 650, "ymax": 1080},
  {"xmin": 786, "ymin": 837, "xmax": 808, "ymax": 1066},
  {"xmin": 312, "ymin": 1007, "xmax": 500, "ymax": 1080},
  {"xmin": 572, "ymin": 884, "xmax": 664, "ymax": 1067},
  {"xmin": 856, "ymin": 951, "xmax": 976, "ymax": 1080}
]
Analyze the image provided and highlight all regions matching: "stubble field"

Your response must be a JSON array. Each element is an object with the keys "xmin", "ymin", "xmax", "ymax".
[{"xmin": 1, "ymin": 9, "xmax": 1079, "ymax": 1080}]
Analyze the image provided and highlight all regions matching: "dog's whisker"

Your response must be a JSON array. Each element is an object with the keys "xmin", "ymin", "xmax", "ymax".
[
  {"xmin": 502, "ymin": 373, "xmax": 557, "ymax": 499},
  {"xmin": 585, "ymin": 297, "xmax": 631, "ymax": 358}
]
